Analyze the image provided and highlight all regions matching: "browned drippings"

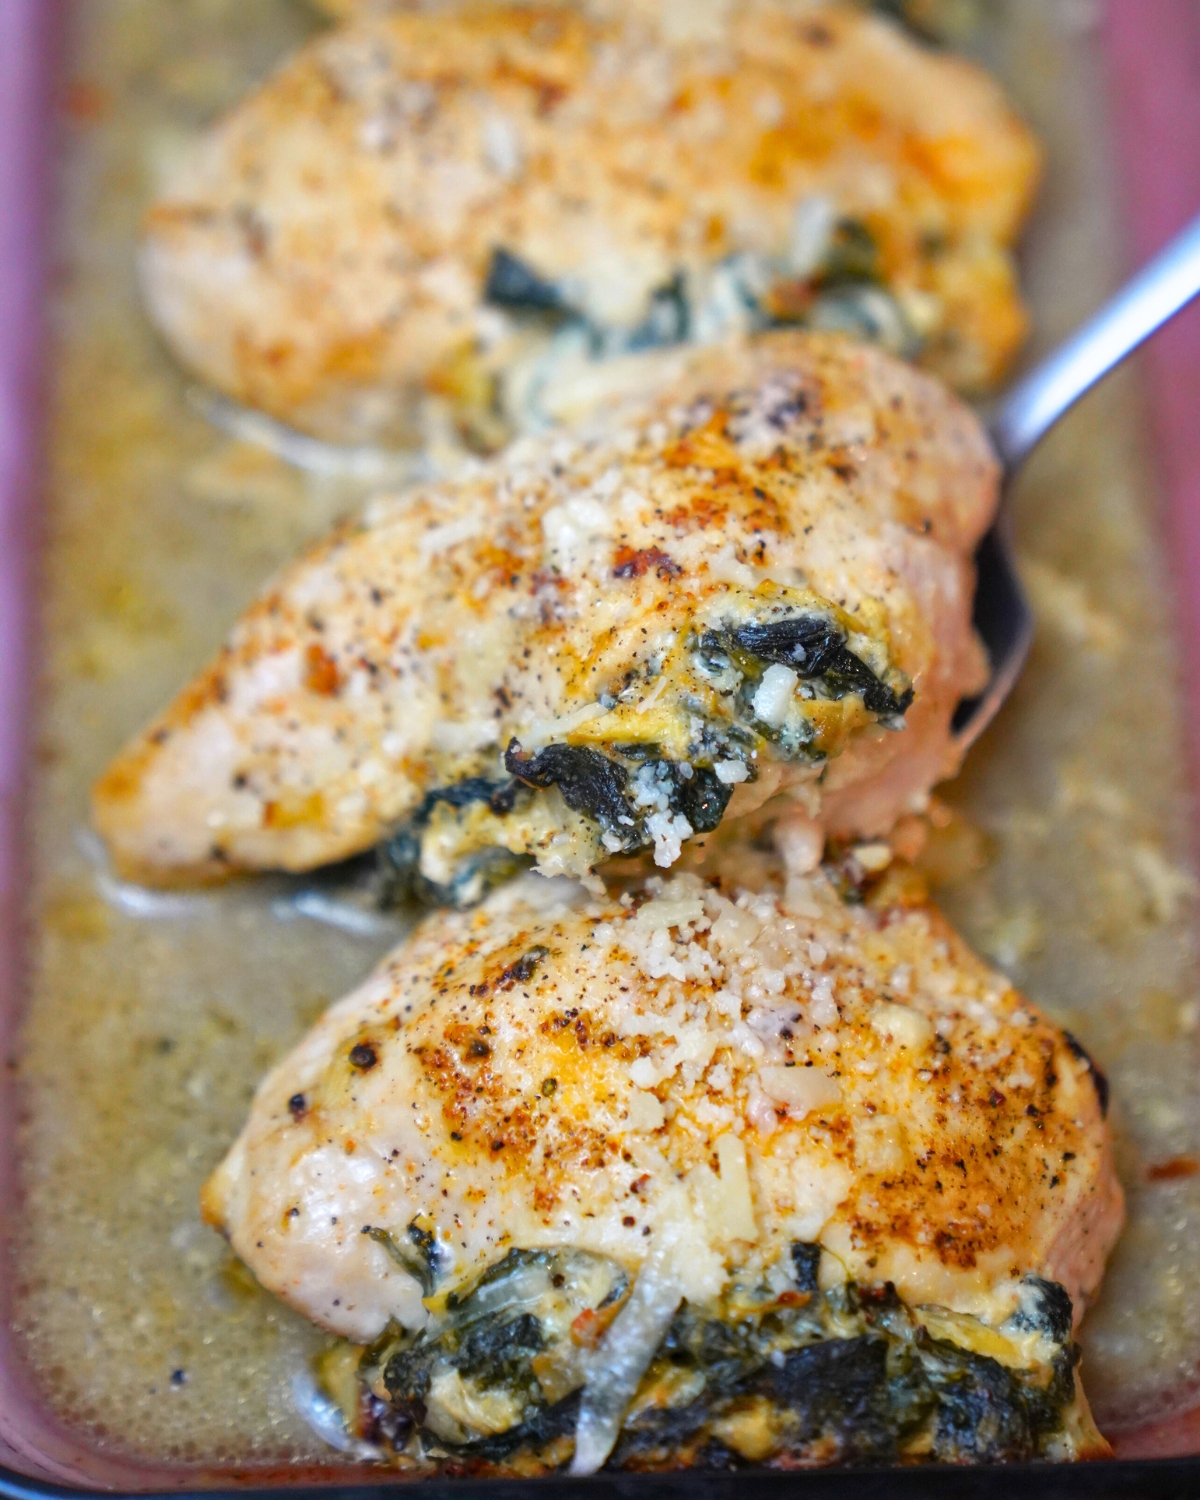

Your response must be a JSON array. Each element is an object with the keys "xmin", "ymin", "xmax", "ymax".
[{"xmin": 11, "ymin": 0, "xmax": 1200, "ymax": 1474}]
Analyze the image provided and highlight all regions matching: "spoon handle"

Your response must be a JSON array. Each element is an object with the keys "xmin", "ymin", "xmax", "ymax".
[{"xmin": 990, "ymin": 210, "xmax": 1200, "ymax": 472}]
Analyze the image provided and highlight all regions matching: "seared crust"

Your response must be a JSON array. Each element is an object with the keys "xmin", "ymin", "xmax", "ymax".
[
  {"xmin": 203, "ymin": 861, "xmax": 1122, "ymax": 1350},
  {"xmin": 141, "ymin": 0, "xmax": 1040, "ymax": 443},
  {"xmin": 93, "ymin": 333, "xmax": 996, "ymax": 885}
]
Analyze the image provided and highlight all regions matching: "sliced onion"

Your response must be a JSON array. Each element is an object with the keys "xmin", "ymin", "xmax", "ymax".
[
  {"xmin": 290, "ymin": 1366, "xmax": 382, "ymax": 1462},
  {"xmin": 284, "ymin": 889, "xmax": 404, "ymax": 938},
  {"xmin": 570, "ymin": 1251, "xmax": 683, "ymax": 1475}
]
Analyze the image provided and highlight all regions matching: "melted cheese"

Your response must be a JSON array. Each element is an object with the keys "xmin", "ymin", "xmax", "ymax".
[
  {"xmin": 203, "ymin": 860, "xmax": 1122, "ymax": 1345},
  {"xmin": 139, "ymin": 0, "xmax": 1040, "ymax": 445}
]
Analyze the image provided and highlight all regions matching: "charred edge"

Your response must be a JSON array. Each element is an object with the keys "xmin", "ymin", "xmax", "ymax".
[
  {"xmin": 1063, "ymin": 1031, "xmax": 1110, "ymax": 1119},
  {"xmin": 505, "ymin": 741, "xmax": 632, "ymax": 834},
  {"xmin": 723, "ymin": 615, "xmax": 912, "ymax": 719},
  {"xmin": 791, "ymin": 1241, "xmax": 822, "ymax": 1293},
  {"xmin": 484, "ymin": 248, "xmax": 567, "ymax": 314},
  {"xmin": 613, "ymin": 545, "xmax": 682, "ymax": 581},
  {"xmin": 497, "ymin": 945, "xmax": 550, "ymax": 990},
  {"xmin": 361, "ymin": 1392, "xmax": 418, "ymax": 1453},
  {"xmin": 675, "ymin": 765, "xmax": 734, "ymax": 834},
  {"xmin": 1009, "ymin": 1275, "xmax": 1074, "ymax": 1345}
]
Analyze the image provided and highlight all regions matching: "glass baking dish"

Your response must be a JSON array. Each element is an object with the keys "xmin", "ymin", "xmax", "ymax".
[{"xmin": 1, "ymin": 0, "xmax": 1199, "ymax": 1492}]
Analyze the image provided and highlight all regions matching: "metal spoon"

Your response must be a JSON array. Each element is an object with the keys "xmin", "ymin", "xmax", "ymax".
[{"xmin": 952, "ymin": 210, "xmax": 1200, "ymax": 744}]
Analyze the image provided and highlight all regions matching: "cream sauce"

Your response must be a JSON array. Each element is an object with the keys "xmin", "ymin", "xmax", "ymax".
[{"xmin": 12, "ymin": 0, "xmax": 1200, "ymax": 1476}]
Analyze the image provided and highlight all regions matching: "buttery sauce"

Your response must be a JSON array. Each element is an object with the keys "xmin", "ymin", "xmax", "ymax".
[{"xmin": 12, "ymin": 0, "xmax": 1200, "ymax": 1476}]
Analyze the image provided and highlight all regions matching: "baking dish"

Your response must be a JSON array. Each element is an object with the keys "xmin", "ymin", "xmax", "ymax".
[{"xmin": 2, "ymin": 0, "xmax": 1200, "ymax": 1492}]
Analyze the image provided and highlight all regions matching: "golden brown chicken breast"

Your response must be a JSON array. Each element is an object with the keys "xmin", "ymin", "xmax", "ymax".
[
  {"xmin": 93, "ymin": 334, "xmax": 996, "ymax": 896},
  {"xmin": 141, "ymin": 0, "xmax": 1039, "ymax": 447},
  {"xmin": 203, "ymin": 853, "xmax": 1121, "ymax": 1473}
]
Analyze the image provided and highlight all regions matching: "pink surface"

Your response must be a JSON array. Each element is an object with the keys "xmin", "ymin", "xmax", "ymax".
[
  {"xmin": 1104, "ymin": 0, "xmax": 1200, "ymax": 792},
  {"xmin": 1103, "ymin": 0, "xmax": 1200, "ymax": 1457},
  {"xmin": 0, "ymin": 0, "xmax": 82, "ymax": 1486},
  {"xmin": 0, "ymin": 2, "xmax": 49, "ymax": 814},
  {"xmin": 0, "ymin": 0, "xmax": 49, "ymax": 1436}
]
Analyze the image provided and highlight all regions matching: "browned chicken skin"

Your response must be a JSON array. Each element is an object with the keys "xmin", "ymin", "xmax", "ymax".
[
  {"xmin": 140, "ymin": 0, "xmax": 1039, "ymax": 446},
  {"xmin": 205, "ymin": 855, "xmax": 1121, "ymax": 1469},
  {"xmin": 93, "ymin": 334, "xmax": 996, "ymax": 892}
]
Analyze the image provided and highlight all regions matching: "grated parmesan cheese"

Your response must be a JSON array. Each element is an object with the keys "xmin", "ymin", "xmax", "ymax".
[
  {"xmin": 416, "ymin": 513, "xmax": 483, "ymax": 561},
  {"xmin": 869, "ymin": 1000, "xmax": 934, "ymax": 1052},
  {"xmin": 751, "ymin": 664, "xmax": 799, "ymax": 727},
  {"xmin": 757, "ymin": 1065, "xmax": 843, "ymax": 1118},
  {"xmin": 634, "ymin": 890, "xmax": 708, "ymax": 933},
  {"xmin": 626, "ymin": 1090, "xmax": 666, "ymax": 1131}
]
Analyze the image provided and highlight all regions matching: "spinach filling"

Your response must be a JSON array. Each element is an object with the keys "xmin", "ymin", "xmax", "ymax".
[
  {"xmin": 504, "ymin": 743, "xmax": 732, "ymax": 846},
  {"xmin": 1063, "ymin": 1032, "xmax": 1111, "ymax": 1119},
  {"xmin": 481, "ymin": 214, "xmax": 917, "ymax": 379},
  {"xmin": 376, "ymin": 778, "xmax": 531, "ymax": 909},
  {"xmin": 613, "ymin": 1274, "xmax": 1080, "ymax": 1470},
  {"xmin": 374, "ymin": 753, "xmax": 732, "ymax": 909},
  {"xmin": 483, "ymin": 251, "xmax": 691, "ymax": 354},
  {"xmin": 376, "ymin": 607, "xmax": 909, "ymax": 909},
  {"xmin": 326, "ymin": 1244, "xmax": 1083, "ymax": 1472},
  {"xmin": 350, "ymin": 1248, "xmax": 628, "ymax": 1458},
  {"xmin": 363, "ymin": 1220, "xmax": 445, "ymax": 1298},
  {"xmin": 704, "ymin": 613, "xmax": 914, "ymax": 721}
]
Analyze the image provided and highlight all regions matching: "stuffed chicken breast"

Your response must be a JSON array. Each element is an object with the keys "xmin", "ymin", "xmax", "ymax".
[
  {"xmin": 93, "ymin": 334, "xmax": 996, "ymax": 897},
  {"xmin": 203, "ymin": 855, "xmax": 1121, "ymax": 1472},
  {"xmin": 141, "ymin": 0, "xmax": 1039, "ymax": 447}
]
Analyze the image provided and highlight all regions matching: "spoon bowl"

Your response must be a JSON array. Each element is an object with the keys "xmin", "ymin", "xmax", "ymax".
[{"xmin": 951, "ymin": 210, "xmax": 1200, "ymax": 746}]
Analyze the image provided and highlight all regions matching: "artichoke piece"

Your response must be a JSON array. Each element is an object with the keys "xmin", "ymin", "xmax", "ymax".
[
  {"xmin": 382, "ymin": 1248, "xmax": 629, "ymax": 1453},
  {"xmin": 324, "ymin": 1241, "xmax": 1090, "ymax": 1471}
]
